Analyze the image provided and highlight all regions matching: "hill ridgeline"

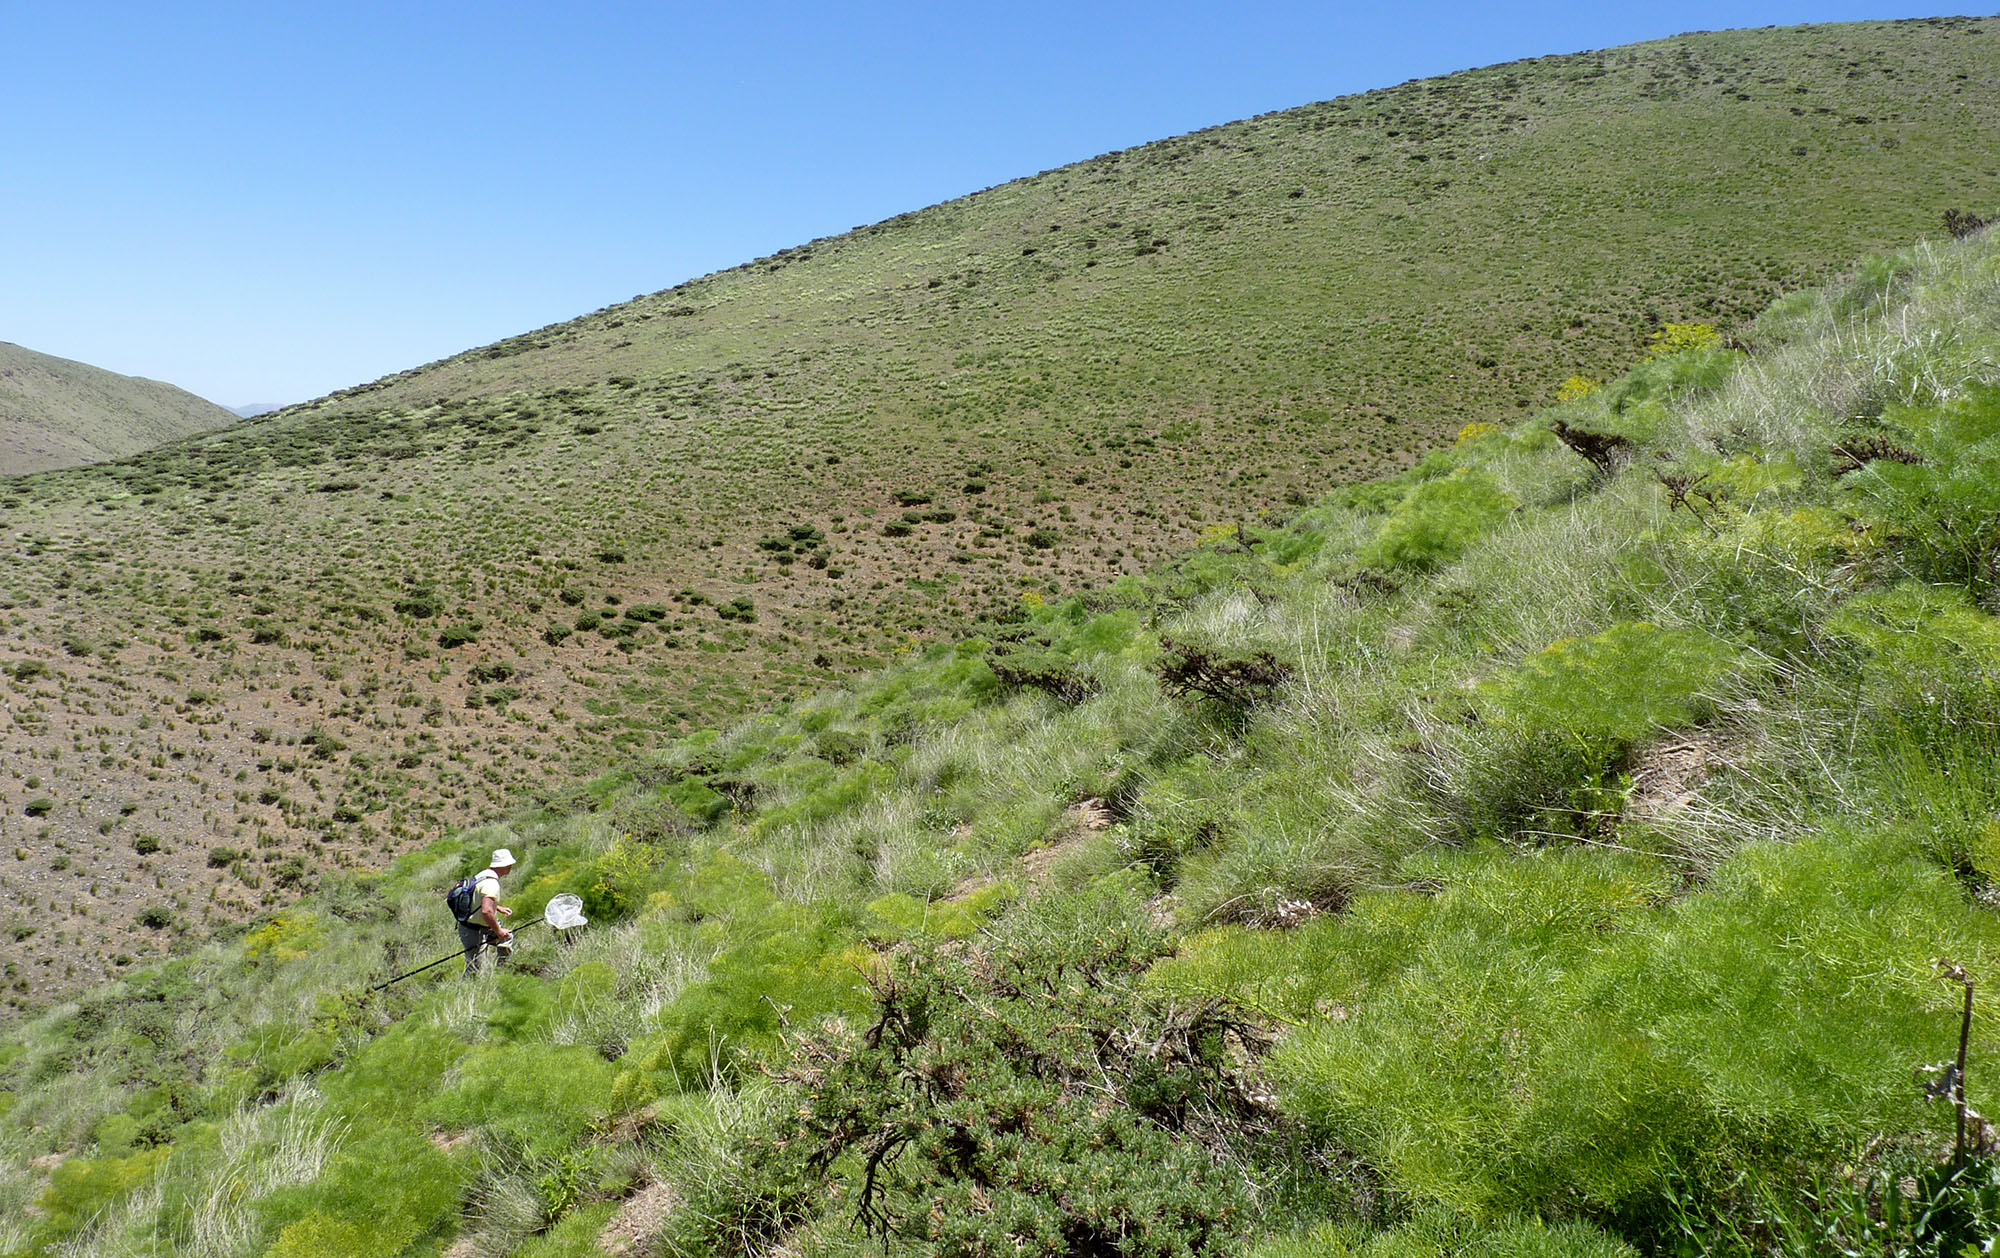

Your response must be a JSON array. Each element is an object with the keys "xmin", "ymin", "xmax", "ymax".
[{"xmin": 0, "ymin": 342, "xmax": 239, "ymax": 476}]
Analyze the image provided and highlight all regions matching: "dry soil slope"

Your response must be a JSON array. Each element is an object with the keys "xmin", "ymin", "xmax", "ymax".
[{"xmin": 0, "ymin": 342, "xmax": 240, "ymax": 476}]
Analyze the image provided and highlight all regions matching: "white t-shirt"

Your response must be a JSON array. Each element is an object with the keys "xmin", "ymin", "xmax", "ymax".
[{"xmin": 474, "ymin": 869, "xmax": 502, "ymax": 904}]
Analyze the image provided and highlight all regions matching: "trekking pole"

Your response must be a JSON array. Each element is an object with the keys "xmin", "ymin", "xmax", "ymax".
[{"xmin": 366, "ymin": 895, "xmax": 588, "ymax": 993}]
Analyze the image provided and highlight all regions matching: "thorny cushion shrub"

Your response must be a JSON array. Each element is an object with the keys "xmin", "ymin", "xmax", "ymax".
[{"xmin": 664, "ymin": 882, "xmax": 1329, "ymax": 1258}]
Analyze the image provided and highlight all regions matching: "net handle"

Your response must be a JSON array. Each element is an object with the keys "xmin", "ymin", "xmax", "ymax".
[{"xmin": 367, "ymin": 895, "xmax": 587, "ymax": 993}]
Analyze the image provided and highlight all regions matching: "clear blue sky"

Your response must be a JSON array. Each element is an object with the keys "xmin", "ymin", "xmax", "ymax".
[{"xmin": 1, "ymin": 2, "xmax": 1967, "ymax": 408}]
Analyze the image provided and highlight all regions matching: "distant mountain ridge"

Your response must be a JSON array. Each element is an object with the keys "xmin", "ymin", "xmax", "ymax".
[{"xmin": 0, "ymin": 341, "xmax": 239, "ymax": 474}]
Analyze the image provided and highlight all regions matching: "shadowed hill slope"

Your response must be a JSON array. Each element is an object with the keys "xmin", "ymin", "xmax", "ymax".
[
  {"xmin": 0, "ymin": 342, "xmax": 239, "ymax": 475},
  {"xmin": 0, "ymin": 17, "xmax": 1997, "ymax": 1005}
]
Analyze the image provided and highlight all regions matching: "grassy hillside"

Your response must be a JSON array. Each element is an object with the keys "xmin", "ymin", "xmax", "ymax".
[
  {"xmin": 2, "ymin": 17, "xmax": 1999, "ymax": 1006},
  {"xmin": 5, "ymin": 224, "xmax": 1999, "ymax": 1257},
  {"xmin": 0, "ymin": 342, "xmax": 239, "ymax": 476}
]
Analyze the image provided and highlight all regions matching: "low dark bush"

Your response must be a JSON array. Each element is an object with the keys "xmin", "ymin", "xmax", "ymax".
[
  {"xmin": 985, "ymin": 624, "xmax": 1100, "ymax": 703},
  {"xmin": 1155, "ymin": 637, "xmax": 1290, "ymax": 716},
  {"xmin": 393, "ymin": 587, "xmax": 443, "ymax": 619},
  {"xmin": 668, "ymin": 915, "xmax": 1310, "ymax": 1256}
]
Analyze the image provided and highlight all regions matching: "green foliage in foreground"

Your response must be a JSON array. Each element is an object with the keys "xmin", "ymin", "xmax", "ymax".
[
  {"xmin": 663, "ymin": 879, "xmax": 1331, "ymax": 1257},
  {"xmin": 4, "ymin": 229, "xmax": 2000, "ymax": 1257}
]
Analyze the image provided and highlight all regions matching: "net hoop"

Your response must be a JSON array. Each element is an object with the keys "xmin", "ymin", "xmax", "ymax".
[{"xmin": 543, "ymin": 893, "xmax": 587, "ymax": 929}]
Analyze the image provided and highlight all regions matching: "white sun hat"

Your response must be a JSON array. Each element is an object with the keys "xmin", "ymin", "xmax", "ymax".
[{"xmin": 490, "ymin": 848, "xmax": 516, "ymax": 868}]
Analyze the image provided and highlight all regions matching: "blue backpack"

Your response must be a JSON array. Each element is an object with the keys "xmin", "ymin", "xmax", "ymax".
[{"xmin": 446, "ymin": 877, "xmax": 480, "ymax": 924}]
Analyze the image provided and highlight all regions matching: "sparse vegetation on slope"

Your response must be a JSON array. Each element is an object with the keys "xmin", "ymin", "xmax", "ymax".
[
  {"xmin": 0, "ymin": 342, "xmax": 239, "ymax": 476},
  {"xmin": 5, "ymin": 223, "xmax": 2000, "ymax": 1256},
  {"xmin": 4, "ymin": 18, "xmax": 1999, "ymax": 1005}
]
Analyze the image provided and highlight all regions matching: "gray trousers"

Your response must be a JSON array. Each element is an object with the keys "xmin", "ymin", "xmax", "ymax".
[{"xmin": 458, "ymin": 920, "xmax": 511, "ymax": 976}]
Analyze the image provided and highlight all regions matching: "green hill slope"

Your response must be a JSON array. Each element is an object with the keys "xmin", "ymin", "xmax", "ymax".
[
  {"xmin": 1, "ymin": 17, "xmax": 1998, "ymax": 1007},
  {"xmin": 0, "ymin": 342, "xmax": 239, "ymax": 475},
  {"xmin": 5, "ymin": 224, "xmax": 1999, "ymax": 1257}
]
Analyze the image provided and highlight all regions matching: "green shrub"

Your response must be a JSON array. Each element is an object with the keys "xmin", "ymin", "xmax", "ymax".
[
  {"xmin": 1855, "ymin": 388, "xmax": 2000, "ymax": 599},
  {"xmin": 228, "ymin": 1020, "xmax": 338, "ymax": 1084},
  {"xmin": 1273, "ymin": 826, "xmax": 1998, "ymax": 1227},
  {"xmin": 258, "ymin": 1128, "xmax": 466, "ymax": 1258},
  {"xmin": 580, "ymin": 838, "xmax": 665, "ymax": 921},
  {"xmin": 1483, "ymin": 621, "xmax": 1742, "ymax": 743},
  {"xmin": 1126, "ymin": 755, "xmax": 1236, "ymax": 882},
  {"xmin": 511, "ymin": 1200, "xmax": 621, "ymax": 1258},
  {"xmin": 438, "ymin": 623, "xmax": 481, "ymax": 648},
  {"xmin": 1826, "ymin": 582, "xmax": 2000, "ymax": 752},
  {"xmin": 427, "ymin": 1041, "xmax": 618, "ymax": 1158},
  {"xmin": 1155, "ymin": 636, "xmax": 1290, "ymax": 719},
  {"xmin": 35, "ymin": 1145, "xmax": 171, "ymax": 1236},
  {"xmin": 1449, "ymin": 620, "xmax": 1745, "ymax": 840},
  {"xmin": 1360, "ymin": 470, "xmax": 1517, "ymax": 573},
  {"xmin": 664, "ymin": 908, "xmax": 1296, "ymax": 1256},
  {"xmin": 393, "ymin": 587, "xmax": 443, "ymax": 618},
  {"xmin": 1243, "ymin": 1210, "xmax": 1638, "ymax": 1257},
  {"xmin": 984, "ymin": 618, "xmax": 1103, "ymax": 703},
  {"xmin": 862, "ymin": 881, "xmax": 1015, "ymax": 941},
  {"xmin": 751, "ymin": 760, "xmax": 892, "ymax": 837},
  {"xmin": 320, "ymin": 1021, "xmax": 467, "ymax": 1123},
  {"xmin": 1828, "ymin": 249, "xmax": 1921, "ymax": 320},
  {"xmin": 611, "ymin": 854, "xmax": 867, "ymax": 1105},
  {"xmin": 665, "ymin": 775, "xmax": 730, "ymax": 824}
]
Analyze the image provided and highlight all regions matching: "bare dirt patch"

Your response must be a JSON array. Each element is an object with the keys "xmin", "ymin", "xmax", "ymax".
[
  {"xmin": 598, "ymin": 1179, "xmax": 679, "ymax": 1257},
  {"xmin": 1625, "ymin": 735, "xmax": 1717, "ymax": 822},
  {"xmin": 428, "ymin": 1129, "xmax": 474, "ymax": 1154},
  {"xmin": 1019, "ymin": 798, "xmax": 1115, "ymax": 889}
]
